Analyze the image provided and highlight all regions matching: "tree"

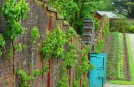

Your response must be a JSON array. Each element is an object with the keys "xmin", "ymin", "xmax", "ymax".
[
  {"xmin": 48, "ymin": 0, "xmax": 109, "ymax": 34},
  {"xmin": 109, "ymin": 0, "xmax": 134, "ymax": 18}
]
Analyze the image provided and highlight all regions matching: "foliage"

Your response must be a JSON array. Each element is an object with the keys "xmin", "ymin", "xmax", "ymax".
[
  {"xmin": 0, "ymin": 50, "xmax": 2, "ymax": 57},
  {"xmin": 17, "ymin": 66, "xmax": 48, "ymax": 87},
  {"xmin": 103, "ymin": 22, "xmax": 110, "ymax": 37},
  {"xmin": 2, "ymin": 0, "xmax": 30, "ymax": 40},
  {"xmin": 76, "ymin": 46, "xmax": 94, "ymax": 80},
  {"xmin": 14, "ymin": 43, "xmax": 23, "ymax": 52},
  {"xmin": 57, "ymin": 67, "xmax": 69, "ymax": 87},
  {"xmin": 65, "ymin": 43, "xmax": 78, "ymax": 68},
  {"xmin": 48, "ymin": 0, "xmax": 109, "ymax": 34},
  {"xmin": 108, "ymin": 0, "xmax": 134, "ymax": 18},
  {"xmin": 73, "ymin": 79, "xmax": 79, "ymax": 87},
  {"xmin": 42, "ymin": 65, "xmax": 49, "ymax": 75},
  {"xmin": 0, "ymin": 34, "xmax": 5, "ymax": 56},
  {"xmin": 41, "ymin": 26, "xmax": 67, "ymax": 59},
  {"xmin": 82, "ymin": 78, "xmax": 89, "ymax": 87},
  {"xmin": 113, "ymin": 18, "xmax": 131, "ymax": 33},
  {"xmin": 17, "ymin": 68, "xmax": 31, "ymax": 87},
  {"xmin": 30, "ymin": 27, "xmax": 40, "ymax": 43},
  {"xmin": 0, "ymin": 34, "xmax": 5, "ymax": 48},
  {"xmin": 95, "ymin": 39, "xmax": 105, "ymax": 53},
  {"xmin": 107, "ymin": 32, "xmax": 118, "ymax": 79},
  {"xmin": 117, "ymin": 33, "xmax": 124, "ymax": 79},
  {"xmin": 7, "ymin": 48, "xmax": 13, "ymax": 60},
  {"xmin": 41, "ymin": 26, "xmax": 92, "ymax": 86},
  {"xmin": 129, "ymin": 25, "xmax": 134, "ymax": 33}
]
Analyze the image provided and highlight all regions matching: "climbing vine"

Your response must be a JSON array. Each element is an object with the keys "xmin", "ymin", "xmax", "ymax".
[
  {"xmin": 41, "ymin": 26, "xmax": 94, "ymax": 87},
  {"xmin": 95, "ymin": 39, "xmax": 105, "ymax": 53},
  {"xmin": 2, "ymin": 0, "xmax": 30, "ymax": 40},
  {"xmin": 41, "ymin": 26, "xmax": 69, "ymax": 59},
  {"xmin": 76, "ymin": 46, "xmax": 94, "ymax": 80},
  {"xmin": 30, "ymin": 27, "xmax": 40, "ymax": 44},
  {"xmin": 0, "ymin": 34, "xmax": 5, "ymax": 56},
  {"xmin": 17, "ymin": 65, "xmax": 48, "ymax": 87},
  {"xmin": 103, "ymin": 22, "xmax": 110, "ymax": 37}
]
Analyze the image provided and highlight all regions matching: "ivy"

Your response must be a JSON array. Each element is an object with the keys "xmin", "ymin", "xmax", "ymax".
[{"xmin": 30, "ymin": 27, "xmax": 40, "ymax": 43}]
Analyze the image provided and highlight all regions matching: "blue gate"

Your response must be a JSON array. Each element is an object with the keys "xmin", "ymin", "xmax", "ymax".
[{"xmin": 90, "ymin": 53, "xmax": 107, "ymax": 87}]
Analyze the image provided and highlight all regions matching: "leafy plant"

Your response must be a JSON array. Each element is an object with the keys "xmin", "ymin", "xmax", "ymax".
[
  {"xmin": 73, "ymin": 79, "xmax": 80, "ymax": 87},
  {"xmin": 0, "ymin": 34, "xmax": 5, "ymax": 56},
  {"xmin": 76, "ymin": 46, "xmax": 94, "ymax": 80},
  {"xmin": 0, "ymin": 34, "xmax": 5, "ymax": 48},
  {"xmin": 82, "ymin": 78, "xmax": 89, "ymax": 87},
  {"xmin": 7, "ymin": 48, "xmax": 13, "ymax": 60},
  {"xmin": 95, "ymin": 39, "xmax": 105, "ymax": 53},
  {"xmin": 103, "ymin": 22, "xmax": 110, "ymax": 37},
  {"xmin": 41, "ymin": 26, "xmax": 67, "ymax": 59},
  {"xmin": 30, "ymin": 27, "xmax": 40, "ymax": 43},
  {"xmin": 57, "ymin": 67, "xmax": 69, "ymax": 87},
  {"xmin": 14, "ymin": 43, "xmax": 23, "ymax": 52},
  {"xmin": 17, "ymin": 66, "xmax": 48, "ymax": 87},
  {"xmin": 2, "ymin": 0, "xmax": 30, "ymax": 40},
  {"xmin": 117, "ymin": 33, "xmax": 124, "ymax": 79}
]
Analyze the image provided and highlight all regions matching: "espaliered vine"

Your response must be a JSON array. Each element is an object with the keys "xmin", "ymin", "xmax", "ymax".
[
  {"xmin": 103, "ymin": 22, "xmax": 110, "ymax": 37},
  {"xmin": 17, "ymin": 65, "xmax": 48, "ymax": 87},
  {"xmin": 41, "ymin": 26, "xmax": 94, "ymax": 87},
  {"xmin": 1, "ymin": 0, "xmax": 30, "ymax": 58},
  {"xmin": 2, "ymin": 0, "xmax": 30, "ymax": 40},
  {"xmin": 95, "ymin": 39, "xmax": 105, "ymax": 53},
  {"xmin": 30, "ymin": 27, "xmax": 40, "ymax": 44},
  {"xmin": 41, "ymin": 26, "xmax": 67, "ymax": 59},
  {"xmin": 76, "ymin": 46, "xmax": 94, "ymax": 79},
  {"xmin": 0, "ymin": 34, "xmax": 5, "ymax": 56}
]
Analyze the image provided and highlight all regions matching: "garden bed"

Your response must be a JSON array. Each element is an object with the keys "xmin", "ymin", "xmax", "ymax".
[{"xmin": 104, "ymin": 32, "xmax": 134, "ymax": 84}]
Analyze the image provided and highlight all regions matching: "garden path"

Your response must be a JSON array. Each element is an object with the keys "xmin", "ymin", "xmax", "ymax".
[{"xmin": 128, "ymin": 34, "xmax": 134, "ymax": 63}]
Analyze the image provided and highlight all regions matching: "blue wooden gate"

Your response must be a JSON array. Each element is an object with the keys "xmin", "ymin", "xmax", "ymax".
[{"xmin": 90, "ymin": 53, "xmax": 107, "ymax": 87}]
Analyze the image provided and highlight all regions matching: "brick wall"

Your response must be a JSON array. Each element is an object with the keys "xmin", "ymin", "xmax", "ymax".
[{"xmin": 0, "ymin": 0, "xmax": 88, "ymax": 87}]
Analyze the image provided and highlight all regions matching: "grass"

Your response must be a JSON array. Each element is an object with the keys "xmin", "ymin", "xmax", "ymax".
[{"xmin": 109, "ymin": 80, "xmax": 134, "ymax": 85}]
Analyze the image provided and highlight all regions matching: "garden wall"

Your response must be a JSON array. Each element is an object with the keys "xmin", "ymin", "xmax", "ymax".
[
  {"xmin": 0, "ymin": 0, "xmax": 87, "ymax": 87},
  {"xmin": 95, "ymin": 15, "xmax": 109, "ymax": 42}
]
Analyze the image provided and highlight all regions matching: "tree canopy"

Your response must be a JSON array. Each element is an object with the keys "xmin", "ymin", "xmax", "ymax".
[
  {"xmin": 109, "ymin": 0, "xmax": 134, "ymax": 18},
  {"xmin": 48, "ymin": 0, "xmax": 109, "ymax": 34}
]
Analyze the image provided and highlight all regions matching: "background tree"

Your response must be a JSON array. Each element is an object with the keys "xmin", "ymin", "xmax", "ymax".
[{"xmin": 108, "ymin": 0, "xmax": 134, "ymax": 18}]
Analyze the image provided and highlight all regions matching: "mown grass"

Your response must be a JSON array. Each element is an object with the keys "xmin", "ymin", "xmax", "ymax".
[{"xmin": 109, "ymin": 80, "xmax": 134, "ymax": 85}]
